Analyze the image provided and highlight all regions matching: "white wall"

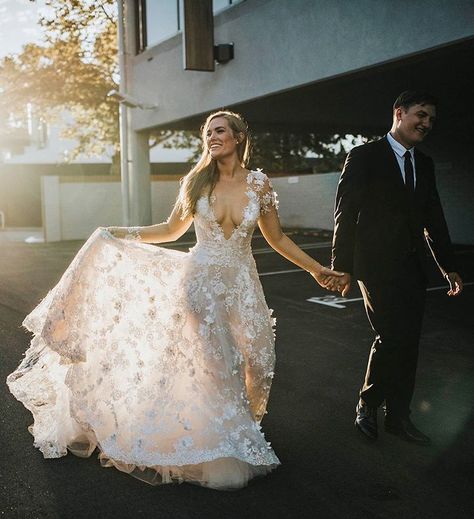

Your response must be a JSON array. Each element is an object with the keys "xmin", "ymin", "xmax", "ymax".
[
  {"xmin": 272, "ymin": 174, "xmax": 339, "ymax": 230},
  {"xmin": 59, "ymin": 180, "xmax": 123, "ymax": 240},
  {"xmin": 41, "ymin": 172, "xmax": 472, "ymax": 244},
  {"xmin": 41, "ymin": 174, "xmax": 339, "ymax": 242},
  {"xmin": 151, "ymin": 179, "xmax": 181, "ymax": 224},
  {"xmin": 42, "ymin": 176, "xmax": 62, "ymax": 242}
]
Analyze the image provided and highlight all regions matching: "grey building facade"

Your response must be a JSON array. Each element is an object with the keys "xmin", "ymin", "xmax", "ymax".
[{"xmin": 120, "ymin": 0, "xmax": 474, "ymax": 243}]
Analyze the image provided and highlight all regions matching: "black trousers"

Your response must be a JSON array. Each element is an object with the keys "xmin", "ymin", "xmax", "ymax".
[{"xmin": 358, "ymin": 257, "xmax": 426, "ymax": 420}]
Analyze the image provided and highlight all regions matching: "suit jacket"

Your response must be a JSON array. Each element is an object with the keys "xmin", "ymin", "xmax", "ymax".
[{"xmin": 331, "ymin": 136, "xmax": 455, "ymax": 285}]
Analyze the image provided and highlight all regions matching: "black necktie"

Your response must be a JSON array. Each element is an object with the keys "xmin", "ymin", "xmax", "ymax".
[{"xmin": 404, "ymin": 151, "xmax": 415, "ymax": 194}]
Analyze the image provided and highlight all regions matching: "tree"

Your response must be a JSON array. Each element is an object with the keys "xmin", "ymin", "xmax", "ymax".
[
  {"xmin": 185, "ymin": 130, "xmax": 374, "ymax": 174},
  {"xmin": 0, "ymin": 1, "xmax": 118, "ymax": 160},
  {"xmin": 249, "ymin": 131, "xmax": 363, "ymax": 173},
  {"xmin": 0, "ymin": 0, "xmax": 185, "ymax": 165}
]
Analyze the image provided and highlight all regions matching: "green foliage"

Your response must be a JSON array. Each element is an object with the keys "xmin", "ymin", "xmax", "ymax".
[
  {"xmin": 183, "ymin": 130, "xmax": 375, "ymax": 173},
  {"xmin": 0, "ymin": 0, "xmax": 176, "ymax": 161},
  {"xmin": 0, "ymin": 1, "xmax": 118, "ymax": 159},
  {"xmin": 249, "ymin": 132, "xmax": 350, "ymax": 173}
]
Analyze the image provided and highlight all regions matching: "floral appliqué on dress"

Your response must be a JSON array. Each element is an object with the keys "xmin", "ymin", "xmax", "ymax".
[{"xmin": 7, "ymin": 170, "xmax": 280, "ymax": 490}]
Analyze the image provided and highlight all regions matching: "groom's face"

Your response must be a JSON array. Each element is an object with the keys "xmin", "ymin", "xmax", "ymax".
[{"xmin": 395, "ymin": 103, "xmax": 436, "ymax": 147}]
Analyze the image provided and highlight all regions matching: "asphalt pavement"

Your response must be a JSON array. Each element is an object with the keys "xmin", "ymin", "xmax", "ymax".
[{"xmin": 1, "ymin": 230, "xmax": 473, "ymax": 519}]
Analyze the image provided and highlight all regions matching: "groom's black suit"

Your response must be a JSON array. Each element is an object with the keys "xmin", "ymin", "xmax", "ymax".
[{"xmin": 331, "ymin": 136, "xmax": 455, "ymax": 420}]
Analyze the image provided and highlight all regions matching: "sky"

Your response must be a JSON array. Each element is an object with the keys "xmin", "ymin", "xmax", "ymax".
[{"xmin": 0, "ymin": 0, "xmax": 46, "ymax": 59}]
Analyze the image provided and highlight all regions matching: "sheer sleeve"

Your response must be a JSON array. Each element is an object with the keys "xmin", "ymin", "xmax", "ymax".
[
  {"xmin": 260, "ymin": 182, "xmax": 279, "ymax": 214},
  {"xmin": 259, "ymin": 177, "xmax": 279, "ymax": 215}
]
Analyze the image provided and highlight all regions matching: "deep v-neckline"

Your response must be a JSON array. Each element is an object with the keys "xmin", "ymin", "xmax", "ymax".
[{"xmin": 209, "ymin": 172, "xmax": 252, "ymax": 241}]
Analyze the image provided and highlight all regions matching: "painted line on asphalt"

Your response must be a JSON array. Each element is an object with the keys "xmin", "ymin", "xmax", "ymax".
[
  {"xmin": 167, "ymin": 241, "xmax": 470, "ymax": 265},
  {"xmin": 254, "ymin": 242, "xmax": 332, "ymax": 255},
  {"xmin": 306, "ymin": 282, "xmax": 474, "ymax": 309},
  {"xmin": 259, "ymin": 268, "xmax": 303, "ymax": 277},
  {"xmin": 306, "ymin": 295, "xmax": 363, "ymax": 309},
  {"xmin": 426, "ymin": 281, "xmax": 474, "ymax": 291},
  {"xmin": 259, "ymin": 268, "xmax": 304, "ymax": 277},
  {"xmin": 165, "ymin": 240, "xmax": 332, "ymax": 253}
]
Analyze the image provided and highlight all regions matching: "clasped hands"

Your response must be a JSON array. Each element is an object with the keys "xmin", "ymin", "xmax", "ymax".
[{"xmin": 311, "ymin": 267, "xmax": 351, "ymax": 297}]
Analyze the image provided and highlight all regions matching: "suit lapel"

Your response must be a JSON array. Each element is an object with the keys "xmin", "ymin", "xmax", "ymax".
[
  {"xmin": 413, "ymin": 149, "xmax": 427, "ymax": 204},
  {"xmin": 378, "ymin": 137, "xmax": 406, "ymax": 190}
]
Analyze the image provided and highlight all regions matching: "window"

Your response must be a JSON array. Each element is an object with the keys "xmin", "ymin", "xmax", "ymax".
[
  {"xmin": 135, "ymin": 0, "xmax": 245, "ymax": 53},
  {"xmin": 146, "ymin": 0, "xmax": 180, "ymax": 48},
  {"xmin": 134, "ymin": 0, "xmax": 180, "ymax": 53}
]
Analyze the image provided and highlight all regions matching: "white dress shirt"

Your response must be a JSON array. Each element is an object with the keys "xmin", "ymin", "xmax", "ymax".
[{"xmin": 386, "ymin": 132, "xmax": 416, "ymax": 187}]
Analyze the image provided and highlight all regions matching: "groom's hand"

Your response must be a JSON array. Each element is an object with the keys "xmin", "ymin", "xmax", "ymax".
[
  {"xmin": 446, "ymin": 272, "xmax": 463, "ymax": 296},
  {"xmin": 338, "ymin": 273, "xmax": 352, "ymax": 297}
]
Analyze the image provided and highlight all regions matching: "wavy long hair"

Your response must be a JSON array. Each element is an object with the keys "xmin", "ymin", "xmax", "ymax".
[{"xmin": 177, "ymin": 110, "xmax": 251, "ymax": 219}]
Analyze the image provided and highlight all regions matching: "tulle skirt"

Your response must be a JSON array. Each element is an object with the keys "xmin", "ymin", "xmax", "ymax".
[{"xmin": 7, "ymin": 229, "xmax": 280, "ymax": 489}]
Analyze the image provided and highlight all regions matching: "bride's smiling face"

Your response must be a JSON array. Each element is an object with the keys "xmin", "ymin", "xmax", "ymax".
[{"xmin": 206, "ymin": 117, "xmax": 239, "ymax": 160}]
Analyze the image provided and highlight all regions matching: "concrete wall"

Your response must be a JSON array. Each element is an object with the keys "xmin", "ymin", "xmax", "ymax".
[
  {"xmin": 0, "ymin": 166, "xmax": 43, "ymax": 227},
  {"xmin": 40, "ymin": 172, "xmax": 470, "ymax": 244},
  {"xmin": 42, "ymin": 176, "xmax": 62, "ymax": 242},
  {"xmin": 41, "ymin": 176, "xmax": 123, "ymax": 241},
  {"xmin": 41, "ymin": 176, "xmax": 181, "ymax": 241},
  {"xmin": 272, "ymin": 173, "xmax": 339, "ymax": 229},
  {"xmin": 0, "ymin": 164, "xmax": 112, "ymax": 227},
  {"xmin": 435, "ymin": 167, "xmax": 474, "ymax": 245},
  {"xmin": 421, "ymin": 134, "xmax": 474, "ymax": 245},
  {"xmin": 59, "ymin": 180, "xmax": 123, "ymax": 241},
  {"xmin": 41, "ymin": 174, "xmax": 340, "ymax": 242},
  {"xmin": 127, "ymin": 0, "xmax": 474, "ymax": 129}
]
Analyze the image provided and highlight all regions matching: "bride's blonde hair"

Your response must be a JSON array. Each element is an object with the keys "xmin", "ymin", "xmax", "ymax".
[{"xmin": 177, "ymin": 110, "xmax": 250, "ymax": 219}]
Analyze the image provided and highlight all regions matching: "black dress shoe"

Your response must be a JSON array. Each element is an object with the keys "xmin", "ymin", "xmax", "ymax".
[
  {"xmin": 355, "ymin": 400, "xmax": 378, "ymax": 440},
  {"xmin": 385, "ymin": 418, "xmax": 431, "ymax": 445}
]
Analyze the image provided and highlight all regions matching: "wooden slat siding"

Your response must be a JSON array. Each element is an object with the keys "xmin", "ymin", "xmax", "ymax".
[{"xmin": 183, "ymin": 0, "xmax": 214, "ymax": 71}]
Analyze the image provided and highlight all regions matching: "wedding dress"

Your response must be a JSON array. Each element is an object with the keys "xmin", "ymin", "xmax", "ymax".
[{"xmin": 7, "ymin": 170, "xmax": 281, "ymax": 490}]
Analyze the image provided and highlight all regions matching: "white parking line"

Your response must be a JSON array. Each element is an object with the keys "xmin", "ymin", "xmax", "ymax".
[
  {"xmin": 259, "ymin": 260, "xmax": 472, "ymax": 307},
  {"xmin": 254, "ymin": 242, "xmax": 332, "ymax": 255},
  {"xmin": 426, "ymin": 281, "xmax": 474, "ymax": 291},
  {"xmin": 259, "ymin": 268, "xmax": 303, "ymax": 277},
  {"xmin": 167, "ymin": 239, "xmax": 332, "ymax": 253},
  {"xmin": 307, "ymin": 295, "xmax": 363, "ymax": 308},
  {"xmin": 306, "ymin": 282, "xmax": 474, "ymax": 308}
]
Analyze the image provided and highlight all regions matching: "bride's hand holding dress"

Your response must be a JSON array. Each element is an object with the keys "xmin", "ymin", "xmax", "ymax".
[{"xmin": 105, "ymin": 203, "xmax": 193, "ymax": 243}]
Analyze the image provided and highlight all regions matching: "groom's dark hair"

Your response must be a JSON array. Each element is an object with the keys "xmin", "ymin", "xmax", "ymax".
[{"xmin": 393, "ymin": 91, "xmax": 438, "ymax": 111}]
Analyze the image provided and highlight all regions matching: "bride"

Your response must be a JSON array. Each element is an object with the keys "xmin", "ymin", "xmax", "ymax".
[{"xmin": 7, "ymin": 110, "xmax": 342, "ymax": 490}]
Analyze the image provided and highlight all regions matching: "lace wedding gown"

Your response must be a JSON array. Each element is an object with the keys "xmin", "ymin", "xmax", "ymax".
[{"xmin": 7, "ymin": 170, "xmax": 280, "ymax": 490}]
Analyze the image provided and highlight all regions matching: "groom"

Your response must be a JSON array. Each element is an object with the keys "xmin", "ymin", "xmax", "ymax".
[{"xmin": 331, "ymin": 91, "xmax": 463, "ymax": 444}]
